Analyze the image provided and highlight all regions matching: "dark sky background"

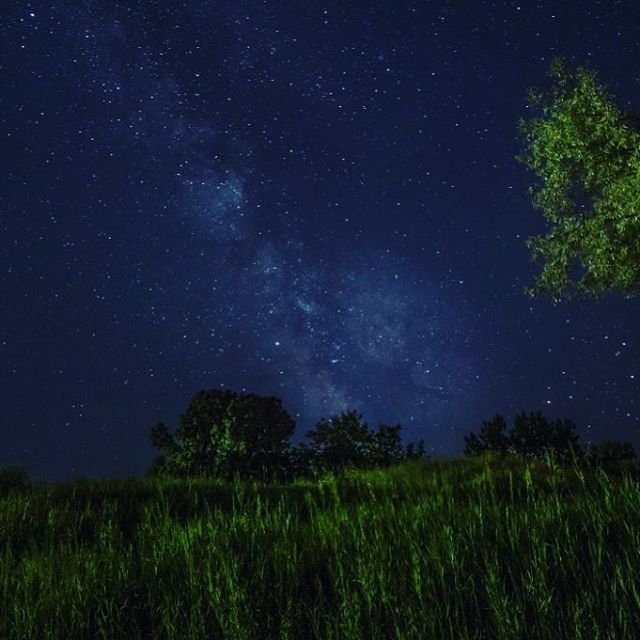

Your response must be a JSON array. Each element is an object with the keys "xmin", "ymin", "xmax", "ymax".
[{"xmin": 2, "ymin": 1, "xmax": 639, "ymax": 481}]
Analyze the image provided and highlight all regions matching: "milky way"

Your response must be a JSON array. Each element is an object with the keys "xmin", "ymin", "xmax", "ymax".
[{"xmin": 2, "ymin": 1, "xmax": 640, "ymax": 479}]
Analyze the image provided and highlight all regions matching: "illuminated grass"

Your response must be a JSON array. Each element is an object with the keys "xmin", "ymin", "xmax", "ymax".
[{"xmin": 1, "ymin": 456, "xmax": 639, "ymax": 639}]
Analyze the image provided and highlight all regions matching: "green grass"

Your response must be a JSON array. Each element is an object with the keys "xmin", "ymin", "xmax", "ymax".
[{"xmin": 1, "ymin": 455, "xmax": 639, "ymax": 639}]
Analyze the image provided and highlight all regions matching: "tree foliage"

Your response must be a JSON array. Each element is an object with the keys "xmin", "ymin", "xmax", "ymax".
[
  {"xmin": 463, "ymin": 414, "xmax": 510, "ymax": 456},
  {"xmin": 148, "ymin": 389, "xmax": 295, "ymax": 481},
  {"xmin": 304, "ymin": 411, "xmax": 423, "ymax": 475},
  {"xmin": 304, "ymin": 410, "xmax": 376, "ymax": 473},
  {"xmin": 518, "ymin": 59, "xmax": 640, "ymax": 301},
  {"xmin": 588, "ymin": 440, "xmax": 637, "ymax": 468},
  {"xmin": 370, "ymin": 423, "xmax": 406, "ymax": 467},
  {"xmin": 148, "ymin": 389, "xmax": 428, "ymax": 481},
  {"xmin": 508, "ymin": 411, "xmax": 581, "ymax": 461}
]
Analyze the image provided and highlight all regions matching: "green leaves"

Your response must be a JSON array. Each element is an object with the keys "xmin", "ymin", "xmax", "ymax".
[{"xmin": 518, "ymin": 60, "xmax": 640, "ymax": 300}]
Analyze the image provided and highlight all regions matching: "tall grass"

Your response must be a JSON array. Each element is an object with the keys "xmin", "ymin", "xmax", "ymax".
[{"xmin": 1, "ymin": 456, "xmax": 639, "ymax": 639}]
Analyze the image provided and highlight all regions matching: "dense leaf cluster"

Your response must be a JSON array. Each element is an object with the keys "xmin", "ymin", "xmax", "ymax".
[{"xmin": 518, "ymin": 59, "xmax": 640, "ymax": 300}]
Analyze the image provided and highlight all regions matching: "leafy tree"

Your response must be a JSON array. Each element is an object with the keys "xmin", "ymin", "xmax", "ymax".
[
  {"xmin": 304, "ymin": 410, "xmax": 426, "ymax": 474},
  {"xmin": 370, "ymin": 424, "xmax": 405, "ymax": 467},
  {"xmin": 148, "ymin": 389, "xmax": 295, "ymax": 481},
  {"xmin": 305, "ymin": 410, "xmax": 374, "ymax": 474},
  {"xmin": 463, "ymin": 413, "xmax": 510, "ymax": 456},
  {"xmin": 509, "ymin": 411, "xmax": 581, "ymax": 461},
  {"xmin": 518, "ymin": 59, "xmax": 640, "ymax": 301}
]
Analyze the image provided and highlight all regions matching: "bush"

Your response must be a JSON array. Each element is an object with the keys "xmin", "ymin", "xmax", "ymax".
[{"xmin": 0, "ymin": 464, "xmax": 29, "ymax": 496}]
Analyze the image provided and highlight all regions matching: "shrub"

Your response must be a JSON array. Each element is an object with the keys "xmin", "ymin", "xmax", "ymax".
[{"xmin": 0, "ymin": 464, "xmax": 29, "ymax": 496}]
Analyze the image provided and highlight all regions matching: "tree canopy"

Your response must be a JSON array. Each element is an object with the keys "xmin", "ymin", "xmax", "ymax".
[
  {"xmin": 463, "ymin": 414, "xmax": 510, "ymax": 456},
  {"xmin": 149, "ymin": 389, "xmax": 295, "ymax": 481},
  {"xmin": 303, "ymin": 411, "xmax": 423, "ymax": 475},
  {"xmin": 304, "ymin": 410, "xmax": 379, "ymax": 473},
  {"xmin": 518, "ymin": 59, "xmax": 640, "ymax": 301}
]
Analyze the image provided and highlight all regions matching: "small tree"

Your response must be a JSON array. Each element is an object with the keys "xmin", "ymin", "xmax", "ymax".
[
  {"xmin": 508, "ymin": 411, "xmax": 555, "ymax": 458},
  {"xmin": 509, "ymin": 411, "xmax": 581, "ymax": 462},
  {"xmin": 370, "ymin": 424, "xmax": 405, "ymax": 467},
  {"xmin": 463, "ymin": 414, "xmax": 510, "ymax": 456},
  {"xmin": 305, "ymin": 410, "xmax": 374, "ymax": 474},
  {"xmin": 304, "ymin": 411, "xmax": 426, "ymax": 474}
]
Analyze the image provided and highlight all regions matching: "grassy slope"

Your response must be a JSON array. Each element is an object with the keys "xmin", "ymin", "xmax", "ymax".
[{"xmin": 1, "ymin": 456, "xmax": 639, "ymax": 639}]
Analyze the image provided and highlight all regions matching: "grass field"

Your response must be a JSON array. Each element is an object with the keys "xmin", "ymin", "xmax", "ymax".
[{"xmin": 1, "ymin": 455, "xmax": 639, "ymax": 639}]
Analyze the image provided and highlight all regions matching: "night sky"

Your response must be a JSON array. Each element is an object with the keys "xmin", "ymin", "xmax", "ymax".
[{"xmin": 2, "ymin": 2, "xmax": 640, "ymax": 481}]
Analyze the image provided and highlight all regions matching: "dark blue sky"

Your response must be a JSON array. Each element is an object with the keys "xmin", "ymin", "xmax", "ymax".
[{"xmin": 2, "ymin": 1, "xmax": 639, "ymax": 480}]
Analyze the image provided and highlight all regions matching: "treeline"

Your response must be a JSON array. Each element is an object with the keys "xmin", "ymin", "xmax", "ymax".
[
  {"xmin": 463, "ymin": 411, "xmax": 637, "ymax": 470},
  {"xmin": 148, "ymin": 389, "xmax": 426, "ymax": 482},
  {"xmin": 147, "ymin": 388, "xmax": 637, "ymax": 482}
]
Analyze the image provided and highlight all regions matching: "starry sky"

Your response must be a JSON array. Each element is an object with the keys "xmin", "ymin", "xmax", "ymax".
[{"xmin": 2, "ymin": 1, "xmax": 640, "ymax": 481}]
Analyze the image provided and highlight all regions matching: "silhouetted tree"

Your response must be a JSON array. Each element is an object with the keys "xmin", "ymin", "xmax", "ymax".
[
  {"xmin": 463, "ymin": 414, "xmax": 510, "ymax": 456},
  {"xmin": 405, "ymin": 438, "xmax": 427, "ymax": 460},
  {"xmin": 305, "ymin": 410, "xmax": 374, "ymax": 474},
  {"xmin": 508, "ymin": 411, "xmax": 556, "ymax": 458},
  {"xmin": 464, "ymin": 411, "xmax": 582, "ymax": 462},
  {"xmin": 509, "ymin": 411, "xmax": 581, "ymax": 461},
  {"xmin": 148, "ymin": 389, "xmax": 296, "ymax": 481},
  {"xmin": 304, "ymin": 411, "xmax": 426, "ymax": 474},
  {"xmin": 370, "ymin": 424, "xmax": 405, "ymax": 467},
  {"xmin": 550, "ymin": 418, "xmax": 584, "ymax": 462}
]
